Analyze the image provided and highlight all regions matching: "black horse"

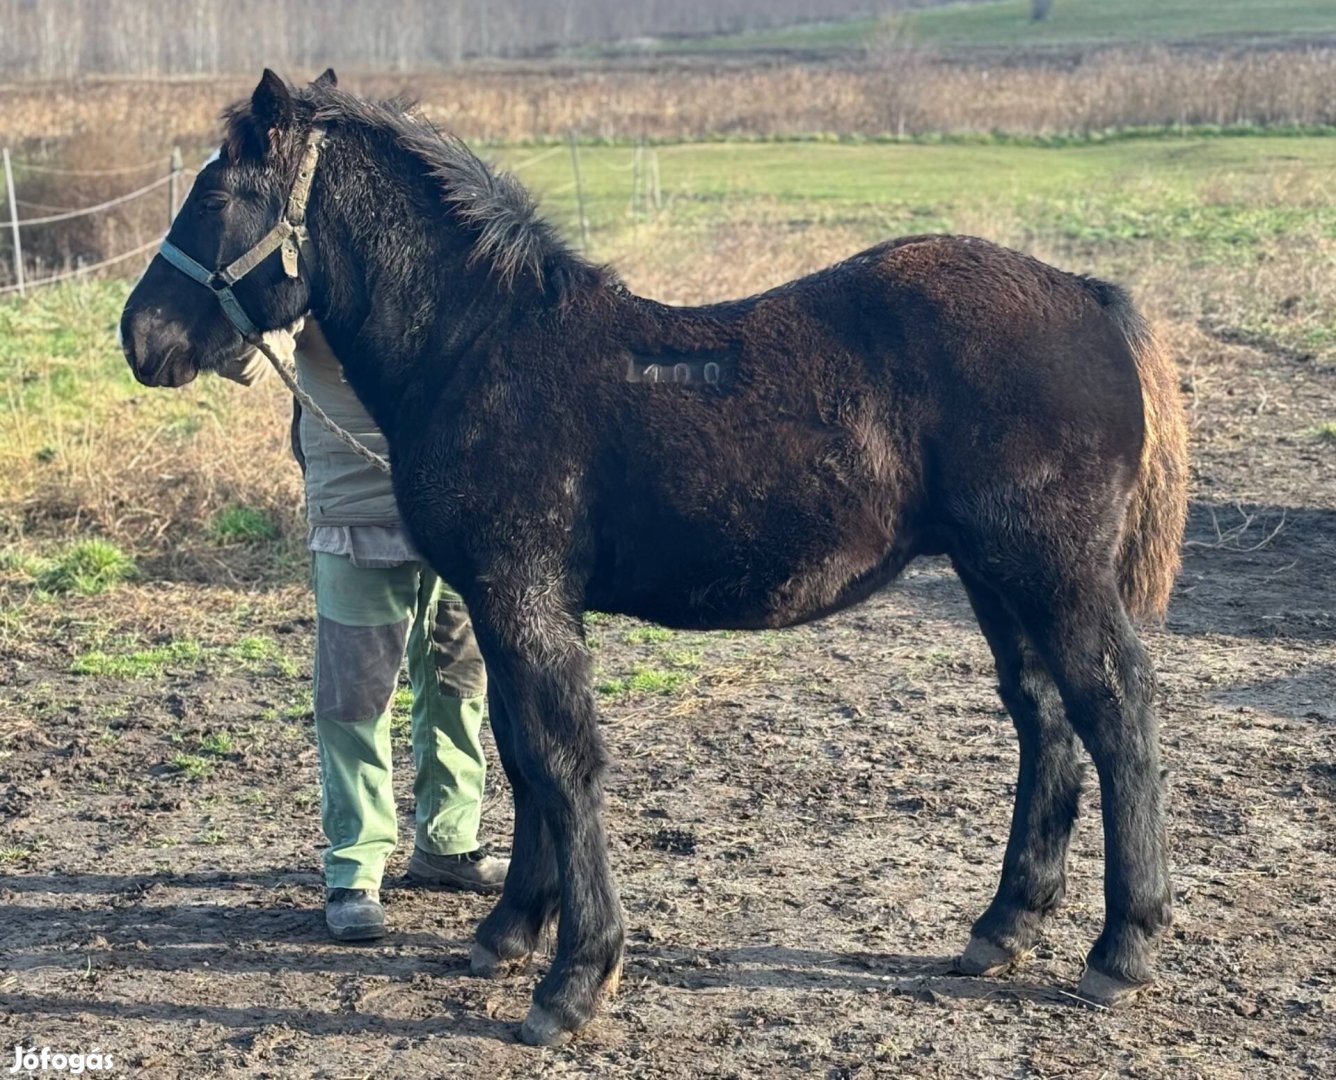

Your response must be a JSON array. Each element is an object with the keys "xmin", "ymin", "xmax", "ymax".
[{"xmin": 121, "ymin": 71, "xmax": 1188, "ymax": 1045}]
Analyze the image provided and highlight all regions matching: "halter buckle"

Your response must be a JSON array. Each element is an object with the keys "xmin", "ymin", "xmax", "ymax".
[{"xmin": 281, "ymin": 233, "xmax": 300, "ymax": 278}]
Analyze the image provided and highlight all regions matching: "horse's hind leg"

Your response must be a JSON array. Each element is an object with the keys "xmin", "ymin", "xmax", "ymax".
[
  {"xmin": 470, "ymin": 688, "xmax": 558, "ymax": 978},
  {"xmin": 954, "ymin": 566, "xmax": 1085, "ymax": 976},
  {"xmin": 1000, "ymin": 570, "xmax": 1170, "ymax": 1004}
]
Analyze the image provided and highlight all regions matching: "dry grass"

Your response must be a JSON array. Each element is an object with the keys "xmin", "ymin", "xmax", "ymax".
[
  {"xmin": 3, "ymin": 47, "xmax": 1335, "ymax": 153},
  {"xmin": 6, "ymin": 128, "xmax": 178, "ymax": 283}
]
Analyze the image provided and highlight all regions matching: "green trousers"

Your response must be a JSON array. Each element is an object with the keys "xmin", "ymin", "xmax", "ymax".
[{"xmin": 312, "ymin": 551, "xmax": 488, "ymax": 890}]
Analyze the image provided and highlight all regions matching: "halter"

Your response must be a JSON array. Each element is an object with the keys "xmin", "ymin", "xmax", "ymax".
[
  {"xmin": 157, "ymin": 126, "xmax": 326, "ymax": 338},
  {"xmin": 155, "ymin": 125, "xmax": 390, "ymax": 475}
]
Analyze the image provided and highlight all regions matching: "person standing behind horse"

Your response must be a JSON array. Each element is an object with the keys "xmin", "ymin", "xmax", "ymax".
[{"xmin": 224, "ymin": 320, "xmax": 508, "ymax": 941}]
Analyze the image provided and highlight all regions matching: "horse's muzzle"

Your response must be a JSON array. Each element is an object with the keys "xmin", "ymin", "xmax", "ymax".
[{"xmin": 120, "ymin": 309, "xmax": 200, "ymax": 388}]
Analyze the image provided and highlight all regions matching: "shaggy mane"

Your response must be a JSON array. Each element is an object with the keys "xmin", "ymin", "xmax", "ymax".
[{"xmin": 225, "ymin": 82, "xmax": 599, "ymax": 296}]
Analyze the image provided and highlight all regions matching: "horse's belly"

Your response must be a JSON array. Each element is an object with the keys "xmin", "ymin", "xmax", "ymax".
[{"xmin": 586, "ymin": 496, "xmax": 907, "ymax": 630}]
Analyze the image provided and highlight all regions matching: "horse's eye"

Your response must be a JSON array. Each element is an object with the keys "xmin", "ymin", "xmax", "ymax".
[{"xmin": 197, "ymin": 193, "xmax": 229, "ymax": 213}]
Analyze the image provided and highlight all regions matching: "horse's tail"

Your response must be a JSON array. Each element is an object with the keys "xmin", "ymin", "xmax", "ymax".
[{"xmin": 1090, "ymin": 280, "xmax": 1189, "ymax": 622}]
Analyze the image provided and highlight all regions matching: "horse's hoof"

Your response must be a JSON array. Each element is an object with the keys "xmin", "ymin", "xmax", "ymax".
[
  {"xmin": 1076, "ymin": 965, "xmax": 1149, "ymax": 1007},
  {"xmin": 471, "ymin": 942, "xmax": 527, "ymax": 979},
  {"xmin": 520, "ymin": 1004, "xmax": 577, "ymax": 1047},
  {"xmin": 601, "ymin": 958, "xmax": 624, "ymax": 999},
  {"xmin": 957, "ymin": 935, "xmax": 1022, "ymax": 976}
]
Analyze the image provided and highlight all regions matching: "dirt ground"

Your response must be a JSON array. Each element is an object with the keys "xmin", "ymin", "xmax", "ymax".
[{"xmin": 2, "ymin": 327, "xmax": 1335, "ymax": 1078}]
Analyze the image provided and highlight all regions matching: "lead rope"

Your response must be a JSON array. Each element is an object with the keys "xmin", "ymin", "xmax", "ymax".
[{"xmin": 248, "ymin": 331, "xmax": 393, "ymax": 475}]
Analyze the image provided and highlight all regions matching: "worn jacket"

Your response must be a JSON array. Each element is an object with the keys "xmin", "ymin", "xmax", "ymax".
[
  {"xmin": 221, "ymin": 319, "xmax": 402, "ymax": 531},
  {"xmin": 291, "ymin": 321, "xmax": 399, "ymax": 527}
]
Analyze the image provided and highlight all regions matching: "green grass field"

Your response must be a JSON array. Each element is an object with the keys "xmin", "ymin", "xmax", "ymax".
[
  {"xmin": 607, "ymin": 0, "xmax": 1336, "ymax": 56},
  {"xmin": 494, "ymin": 135, "xmax": 1336, "ymax": 263}
]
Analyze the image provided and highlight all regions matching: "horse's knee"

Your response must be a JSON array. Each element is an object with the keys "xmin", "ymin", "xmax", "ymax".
[{"xmin": 514, "ymin": 729, "xmax": 608, "ymax": 815}]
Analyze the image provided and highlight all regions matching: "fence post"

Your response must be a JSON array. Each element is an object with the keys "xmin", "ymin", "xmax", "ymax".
[
  {"xmin": 568, "ymin": 131, "xmax": 590, "ymax": 254},
  {"xmin": 2, "ymin": 147, "xmax": 24, "ymax": 297},
  {"xmin": 649, "ymin": 147, "xmax": 661, "ymax": 219},
  {"xmin": 631, "ymin": 142, "xmax": 643, "ymax": 222},
  {"xmin": 168, "ymin": 146, "xmax": 183, "ymax": 224}
]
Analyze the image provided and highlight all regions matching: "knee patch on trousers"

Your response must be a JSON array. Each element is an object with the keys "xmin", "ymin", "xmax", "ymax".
[
  {"xmin": 430, "ymin": 599, "xmax": 487, "ymax": 698},
  {"xmin": 316, "ymin": 615, "xmax": 409, "ymax": 722}
]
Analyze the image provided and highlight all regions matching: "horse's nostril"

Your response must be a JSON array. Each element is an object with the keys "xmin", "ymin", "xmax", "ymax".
[
  {"xmin": 121, "ymin": 310, "xmax": 168, "ymax": 382},
  {"xmin": 119, "ymin": 312, "xmax": 143, "ymax": 368}
]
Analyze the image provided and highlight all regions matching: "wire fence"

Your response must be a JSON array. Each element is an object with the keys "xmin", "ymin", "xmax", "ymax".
[
  {"xmin": 0, "ymin": 137, "xmax": 664, "ymax": 298},
  {"xmin": 0, "ymin": 147, "xmax": 191, "ymax": 296}
]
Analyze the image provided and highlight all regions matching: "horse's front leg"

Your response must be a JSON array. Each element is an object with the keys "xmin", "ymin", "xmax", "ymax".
[
  {"xmin": 470, "ymin": 687, "xmax": 559, "ymax": 977},
  {"xmin": 473, "ymin": 602, "xmax": 624, "ymax": 1046}
]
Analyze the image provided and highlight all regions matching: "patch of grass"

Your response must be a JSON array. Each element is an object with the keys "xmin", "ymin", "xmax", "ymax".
[
  {"xmin": 209, "ymin": 505, "xmax": 279, "ymax": 544},
  {"xmin": 0, "ymin": 844, "xmax": 33, "ymax": 864},
  {"xmin": 229, "ymin": 635, "xmax": 299, "ymax": 676},
  {"xmin": 626, "ymin": 625, "xmax": 674, "ymax": 644},
  {"xmin": 199, "ymin": 731, "xmax": 234, "ymax": 756},
  {"xmin": 72, "ymin": 638, "xmax": 203, "ymax": 678},
  {"xmin": 905, "ymin": 0, "xmax": 1336, "ymax": 51},
  {"xmin": 281, "ymin": 691, "xmax": 314, "ymax": 721},
  {"xmin": 0, "ymin": 548, "xmax": 45, "ymax": 577},
  {"xmin": 1312, "ymin": 421, "xmax": 1336, "ymax": 443},
  {"xmin": 390, "ymin": 686, "xmax": 414, "ymax": 740},
  {"xmin": 598, "ymin": 665, "xmax": 692, "ymax": 697},
  {"xmin": 497, "ymin": 137, "xmax": 1336, "ymax": 261},
  {"xmin": 169, "ymin": 752, "xmax": 214, "ymax": 780},
  {"xmin": 33, "ymin": 539, "xmax": 135, "ymax": 595}
]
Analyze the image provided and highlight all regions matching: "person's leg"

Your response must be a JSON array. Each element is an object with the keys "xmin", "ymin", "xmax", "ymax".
[
  {"xmin": 312, "ymin": 553, "xmax": 419, "ymax": 896},
  {"xmin": 405, "ymin": 568, "xmax": 507, "ymax": 891}
]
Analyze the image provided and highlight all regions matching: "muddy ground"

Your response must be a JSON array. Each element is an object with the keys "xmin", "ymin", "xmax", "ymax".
[{"xmin": 2, "ymin": 328, "xmax": 1335, "ymax": 1078}]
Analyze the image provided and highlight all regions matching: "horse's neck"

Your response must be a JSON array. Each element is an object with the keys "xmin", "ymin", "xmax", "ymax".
[
  {"xmin": 307, "ymin": 141, "xmax": 584, "ymax": 441},
  {"xmin": 311, "ymin": 255, "xmax": 523, "ymax": 446}
]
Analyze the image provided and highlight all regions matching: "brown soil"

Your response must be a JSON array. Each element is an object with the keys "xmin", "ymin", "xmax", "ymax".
[{"xmin": 2, "ymin": 331, "xmax": 1335, "ymax": 1078}]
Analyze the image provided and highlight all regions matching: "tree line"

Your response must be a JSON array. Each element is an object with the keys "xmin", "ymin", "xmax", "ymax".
[{"xmin": 0, "ymin": 0, "xmax": 927, "ymax": 78}]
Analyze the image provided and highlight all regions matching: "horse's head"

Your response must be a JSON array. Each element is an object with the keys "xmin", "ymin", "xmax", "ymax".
[{"xmin": 120, "ymin": 68, "xmax": 335, "ymax": 387}]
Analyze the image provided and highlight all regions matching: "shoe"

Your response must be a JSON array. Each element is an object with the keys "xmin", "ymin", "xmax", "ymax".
[
  {"xmin": 407, "ymin": 846, "xmax": 510, "ymax": 893},
  {"xmin": 325, "ymin": 887, "xmax": 386, "ymax": 942}
]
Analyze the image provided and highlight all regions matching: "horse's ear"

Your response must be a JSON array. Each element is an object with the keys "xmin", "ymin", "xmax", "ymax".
[
  {"xmin": 313, "ymin": 67, "xmax": 338, "ymax": 89},
  {"xmin": 251, "ymin": 69, "xmax": 294, "ymax": 131}
]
